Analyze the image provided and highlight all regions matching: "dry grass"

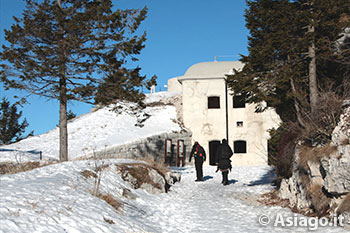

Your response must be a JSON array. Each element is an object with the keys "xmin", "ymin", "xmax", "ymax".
[
  {"xmin": 135, "ymin": 155, "xmax": 170, "ymax": 177},
  {"xmin": 259, "ymin": 190, "xmax": 316, "ymax": 217},
  {"xmin": 80, "ymin": 170, "xmax": 97, "ymax": 179},
  {"xmin": 103, "ymin": 216, "xmax": 115, "ymax": 224},
  {"xmin": 117, "ymin": 163, "xmax": 162, "ymax": 190},
  {"xmin": 298, "ymin": 143, "xmax": 337, "ymax": 170},
  {"xmin": 306, "ymin": 184, "xmax": 331, "ymax": 217},
  {"xmin": 0, "ymin": 161, "xmax": 55, "ymax": 174},
  {"xmin": 259, "ymin": 190, "xmax": 290, "ymax": 207},
  {"xmin": 100, "ymin": 193, "xmax": 121, "ymax": 211},
  {"xmin": 340, "ymin": 138, "xmax": 350, "ymax": 145},
  {"xmin": 337, "ymin": 194, "xmax": 350, "ymax": 215}
]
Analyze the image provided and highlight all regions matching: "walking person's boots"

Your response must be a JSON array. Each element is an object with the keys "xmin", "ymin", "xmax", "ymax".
[{"xmin": 223, "ymin": 171, "xmax": 229, "ymax": 185}]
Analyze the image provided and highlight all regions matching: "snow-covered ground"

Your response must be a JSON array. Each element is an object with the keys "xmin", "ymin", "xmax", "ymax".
[
  {"xmin": 0, "ymin": 92, "xmax": 182, "ymax": 163},
  {"xmin": 0, "ymin": 162, "xmax": 346, "ymax": 233},
  {"xmin": 0, "ymin": 92, "xmax": 348, "ymax": 232}
]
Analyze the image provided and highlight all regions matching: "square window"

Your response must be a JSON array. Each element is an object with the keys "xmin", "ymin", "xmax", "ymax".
[
  {"xmin": 236, "ymin": 121, "xmax": 243, "ymax": 127},
  {"xmin": 233, "ymin": 95, "xmax": 246, "ymax": 108},
  {"xmin": 234, "ymin": 140, "xmax": 247, "ymax": 153},
  {"xmin": 208, "ymin": 96, "xmax": 220, "ymax": 109}
]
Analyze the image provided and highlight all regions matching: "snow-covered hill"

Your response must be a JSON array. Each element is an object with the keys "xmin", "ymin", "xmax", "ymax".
[{"xmin": 0, "ymin": 92, "xmax": 182, "ymax": 163}]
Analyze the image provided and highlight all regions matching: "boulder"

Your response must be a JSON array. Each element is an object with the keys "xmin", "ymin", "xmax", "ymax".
[
  {"xmin": 321, "ymin": 157, "xmax": 350, "ymax": 195},
  {"xmin": 165, "ymin": 171, "xmax": 181, "ymax": 185},
  {"xmin": 118, "ymin": 164, "xmax": 167, "ymax": 194}
]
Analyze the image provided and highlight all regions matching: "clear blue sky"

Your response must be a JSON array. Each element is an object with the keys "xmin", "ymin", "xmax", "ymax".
[{"xmin": 0, "ymin": 0, "xmax": 249, "ymax": 135}]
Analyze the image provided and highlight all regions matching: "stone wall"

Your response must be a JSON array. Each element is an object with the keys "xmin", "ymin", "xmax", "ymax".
[{"xmin": 90, "ymin": 130, "xmax": 192, "ymax": 165}]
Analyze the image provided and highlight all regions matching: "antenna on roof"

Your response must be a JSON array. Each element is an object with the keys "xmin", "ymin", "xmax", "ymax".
[{"xmin": 214, "ymin": 55, "xmax": 239, "ymax": 61}]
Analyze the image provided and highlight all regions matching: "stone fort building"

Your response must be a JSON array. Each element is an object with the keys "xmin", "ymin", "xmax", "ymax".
[{"xmin": 167, "ymin": 61, "xmax": 280, "ymax": 166}]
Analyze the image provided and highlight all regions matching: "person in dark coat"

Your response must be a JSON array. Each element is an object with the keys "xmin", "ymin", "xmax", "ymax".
[
  {"xmin": 189, "ymin": 141, "xmax": 206, "ymax": 181},
  {"xmin": 215, "ymin": 139, "xmax": 233, "ymax": 185}
]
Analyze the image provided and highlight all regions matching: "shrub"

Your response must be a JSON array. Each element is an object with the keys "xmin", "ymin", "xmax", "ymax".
[
  {"xmin": 100, "ymin": 193, "xmax": 121, "ymax": 211},
  {"xmin": 269, "ymin": 123, "xmax": 300, "ymax": 179}
]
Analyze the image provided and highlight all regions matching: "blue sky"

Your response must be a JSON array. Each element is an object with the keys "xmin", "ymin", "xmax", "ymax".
[{"xmin": 0, "ymin": 0, "xmax": 249, "ymax": 135}]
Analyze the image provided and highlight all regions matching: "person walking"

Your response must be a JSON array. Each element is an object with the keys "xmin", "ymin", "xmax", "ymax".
[
  {"xmin": 189, "ymin": 141, "xmax": 206, "ymax": 182},
  {"xmin": 215, "ymin": 139, "xmax": 233, "ymax": 185}
]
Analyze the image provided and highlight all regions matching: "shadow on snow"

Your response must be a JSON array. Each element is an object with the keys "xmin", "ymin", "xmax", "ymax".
[{"xmin": 247, "ymin": 168, "xmax": 275, "ymax": 186}]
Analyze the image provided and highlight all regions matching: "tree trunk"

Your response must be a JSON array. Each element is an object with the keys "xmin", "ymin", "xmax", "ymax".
[
  {"xmin": 58, "ymin": 11, "xmax": 68, "ymax": 162},
  {"xmin": 59, "ymin": 77, "xmax": 68, "ymax": 161},
  {"xmin": 309, "ymin": 38, "xmax": 318, "ymax": 114},
  {"xmin": 308, "ymin": 5, "xmax": 318, "ymax": 114},
  {"xmin": 290, "ymin": 77, "xmax": 306, "ymax": 128}
]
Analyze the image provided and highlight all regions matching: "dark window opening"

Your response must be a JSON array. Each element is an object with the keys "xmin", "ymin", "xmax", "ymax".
[
  {"xmin": 209, "ymin": 140, "xmax": 221, "ymax": 166},
  {"xmin": 236, "ymin": 121, "xmax": 243, "ymax": 127},
  {"xmin": 208, "ymin": 96, "xmax": 220, "ymax": 109},
  {"xmin": 234, "ymin": 140, "xmax": 247, "ymax": 153},
  {"xmin": 233, "ymin": 95, "xmax": 246, "ymax": 108}
]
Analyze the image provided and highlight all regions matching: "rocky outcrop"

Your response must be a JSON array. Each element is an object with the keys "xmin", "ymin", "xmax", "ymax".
[
  {"xmin": 117, "ymin": 163, "xmax": 181, "ymax": 194},
  {"xmin": 321, "ymin": 157, "xmax": 350, "ymax": 195},
  {"xmin": 278, "ymin": 104, "xmax": 350, "ymax": 223}
]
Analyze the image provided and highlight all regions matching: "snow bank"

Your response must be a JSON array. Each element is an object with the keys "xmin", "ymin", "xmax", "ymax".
[{"xmin": 0, "ymin": 92, "xmax": 182, "ymax": 163}]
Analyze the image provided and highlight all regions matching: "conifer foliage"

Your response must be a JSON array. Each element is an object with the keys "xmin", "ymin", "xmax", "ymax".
[
  {"xmin": 0, "ymin": 98, "xmax": 32, "ymax": 145},
  {"xmin": 0, "ymin": 0, "xmax": 148, "ymax": 161},
  {"xmin": 228, "ymin": 0, "xmax": 350, "ymax": 174},
  {"xmin": 227, "ymin": 0, "xmax": 350, "ymax": 123}
]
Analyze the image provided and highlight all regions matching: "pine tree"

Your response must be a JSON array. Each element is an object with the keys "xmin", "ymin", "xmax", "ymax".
[
  {"xmin": 145, "ymin": 75, "xmax": 157, "ymax": 91},
  {"xmin": 0, "ymin": 0, "xmax": 148, "ymax": 161},
  {"xmin": 94, "ymin": 67, "xmax": 147, "ymax": 105},
  {"xmin": 67, "ymin": 110, "xmax": 76, "ymax": 120},
  {"xmin": 227, "ymin": 0, "xmax": 350, "ymax": 123},
  {"xmin": 0, "ymin": 98, "xmax": 32, "ymax": 145}
]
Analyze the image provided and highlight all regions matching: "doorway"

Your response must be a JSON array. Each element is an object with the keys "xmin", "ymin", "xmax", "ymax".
[{"xmin": 209, "ymin": 140, "xmax": 221, "ymax": 166}]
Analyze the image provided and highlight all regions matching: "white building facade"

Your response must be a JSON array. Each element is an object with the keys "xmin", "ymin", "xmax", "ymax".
[{"xmin": 168, "ymin": 61, "xmax": 281, "ymax": 166}]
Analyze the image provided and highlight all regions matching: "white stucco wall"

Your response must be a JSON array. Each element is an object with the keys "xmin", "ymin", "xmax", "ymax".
[
  {"xmin": 227, "ymin": 99, "xmax": 280, "ymax": 165},
  {"xmin": 167, "ymin": 77, "xmax": 182, "ymax": 93},
  {"xmin": 168, "ymin": 61, "xmax": 281, "ymax": 166},
  {"xmin": 181, "ymin": 78, "xmax": 280, "ymax": 166},
  {"xmin": 182, "ymin": 78, "xmax": 227, "ymax": 154}
]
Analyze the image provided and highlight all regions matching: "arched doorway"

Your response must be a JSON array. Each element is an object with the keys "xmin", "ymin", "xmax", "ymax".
[{"xmin": 209, "ymin": 140, "xmax": 220, "ymax": 166}]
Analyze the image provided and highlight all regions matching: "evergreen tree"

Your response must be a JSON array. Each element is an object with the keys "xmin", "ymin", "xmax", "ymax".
[
  {"xmin": 0, "ymin": 98, "xmax": 32, "ymax": 145},
  {"xmin": 227, "ymin": 0, "xmax": 350, "ymax": 123},
  {"xmin": 94, "ymin": 67, "xmax": 147, "ymax": 105},
  {"xmin": 67, "ymin": 110, "xmax": 76, "ymax": 120},
  {"xmin": 0, "ymin": 0, "xmax": 148, "ymax": 161},
  {"xmin": 144, "ymin": 74, "xmax": 157, "ymax": 91}
]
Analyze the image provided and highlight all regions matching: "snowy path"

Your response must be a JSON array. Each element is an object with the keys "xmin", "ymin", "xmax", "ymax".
[
  {"xmin": 1, "ymin": 162, "xmax": 347, "ymax": 233},
  {"xmin": 130, "ymin": 165, "xmax": 347, "ymax": 233}
]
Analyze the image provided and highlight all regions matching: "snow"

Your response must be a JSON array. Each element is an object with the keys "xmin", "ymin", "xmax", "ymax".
[
  {"xmin": 0, "ymin": 92, "xmax": 348, "ymax": 232},
  {"xmin": 0, "ymin": 92, "xmax": 182, "ymax": 163},
  {"xmin": 1, "ymin": 162, "xmax": 347, "ymax": 232}
]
